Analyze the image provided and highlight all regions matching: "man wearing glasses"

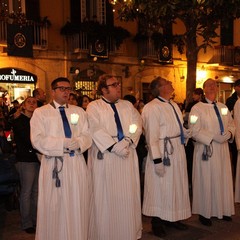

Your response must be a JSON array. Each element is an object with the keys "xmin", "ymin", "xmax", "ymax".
[
  {"xmin": 30, "ymin": 77, "xmax": 92, "ymax": 240},
  {"xmin": 87, "ymin": 74, "xmax": 143, "ymax": 240}
]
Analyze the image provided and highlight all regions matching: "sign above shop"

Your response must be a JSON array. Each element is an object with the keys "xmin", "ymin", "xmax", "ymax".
[{"xmin": 0, "ymin": 68, "xmax": 37, "ymax": 83}]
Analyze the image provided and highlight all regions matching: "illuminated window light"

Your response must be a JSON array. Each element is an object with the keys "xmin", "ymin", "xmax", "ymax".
[
  {"xmin": 222, "ymin": 76, "xmax": 234, "ymax": 83},
  {"xmin": 197, "ymin": 66, "xmax": 207, "ymax": 83}
]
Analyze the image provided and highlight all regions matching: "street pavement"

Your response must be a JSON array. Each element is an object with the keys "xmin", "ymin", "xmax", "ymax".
[{"xmin": 1, "ymin": 197, "xmax": 240, "ymax": 240}]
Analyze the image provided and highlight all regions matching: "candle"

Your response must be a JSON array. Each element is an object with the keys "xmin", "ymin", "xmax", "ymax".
[
  {"xmin": 129, "ymin": 124, "xmax": 137, "ymax": 134},
  {"xmin": 221, "ymin": 107, "xmax": 228, "ymax": 116},
  {"xmin": 190, "ymin": 115, "xmax": 198, "ymax": 124},
  {"xmin": 70, "ymin": 113, "xmax": 79, "ymax": 125}
]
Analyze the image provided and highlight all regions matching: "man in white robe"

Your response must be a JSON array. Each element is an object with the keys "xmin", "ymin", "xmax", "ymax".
[
  {"xmin": 142, "ymin": 77, "xmax": 191, "ymax": 238},
  {"xmin": 189, "ymin": 78, "xmax": 235, "ymax": 226},
  {"xmin": 30, "ymin": 77, "xmax": 92, "ymax": 240},
  {"xmin": 86, "ymin": 74, "xmax": 142, "ymax": 240}
]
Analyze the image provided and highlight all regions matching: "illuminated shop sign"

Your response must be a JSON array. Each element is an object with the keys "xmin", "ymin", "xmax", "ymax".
[{"xmin": 0, "ymin": 68, "xmax": 37, "ymax": 83}]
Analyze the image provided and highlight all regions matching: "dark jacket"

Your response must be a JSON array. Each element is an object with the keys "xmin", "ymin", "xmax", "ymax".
[
  {"xmin": 226, "ymin": 92, "xmax": 238, "ymax": 112},
  {"xmin": 12, "ymin": 113, "xmax": 39, "ymax": 163},
  {"xmin": 37, "ymin": 100, "xmax": 44, "ymax": 107},
  {"xmin": 185, "ymin": 100, "xmax": 199, "ymax": 113}
]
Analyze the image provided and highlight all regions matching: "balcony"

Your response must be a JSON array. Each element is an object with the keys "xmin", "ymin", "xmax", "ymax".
[
  {"xmin": 210, "ymin": 46, "xmax": 235, "ymax": 66},
  {"xmin": 0, "ymin": 19, "xmax": 49, "ymax": 50},
  {"xmin": 68, "ymin": 32, "xmax": 126, "ymax": 55},
  {"xmin": 134, "ymin": 35, "xmax": 240, "ymax": 67},
  {"xmin": 61, "ymin": 21, "xmax": 130, "ymax": 56},
  {"xmin": 137, "ymin": 37, "xmax": 158, "ymax": 60}
]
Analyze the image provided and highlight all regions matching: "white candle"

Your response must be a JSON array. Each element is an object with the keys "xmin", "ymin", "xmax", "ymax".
[
  {"xmin": 70, "ymin": 113, "xmax": 79, "ymax": 125},
  {"xmin": 190, "ymin": 115, "xmax": 198, "ymax": 124},
  {"xmin": 221, "ymin": 107, "xmax": 228, "ymax": 116},
  {"xmin": 129, "ymin": 124, "xmax": 138, "ymax": 134}
]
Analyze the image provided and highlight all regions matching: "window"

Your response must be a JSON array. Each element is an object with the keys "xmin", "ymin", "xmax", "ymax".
[
  {"xmin": 70, "ymin": 0, "xmax": 113, "ymax": 25},
  {"xmin": 0, "ymin": 0, "xmax": 25, "ymax": 15},
  {"xmin": 221, "ymin": 19, "xmax": 233, "ymax": 46},
  {"xmin": 0, "ymin": 0, "xmax": 39, "ymax": 21}
]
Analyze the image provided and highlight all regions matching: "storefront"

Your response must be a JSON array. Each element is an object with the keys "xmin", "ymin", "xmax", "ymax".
[{"xmin": 0, "ymin": 68, "xmax": 37, "ymax": 105}]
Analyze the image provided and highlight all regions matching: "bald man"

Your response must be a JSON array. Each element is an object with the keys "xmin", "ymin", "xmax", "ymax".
[{"xmin": 189, "ymin": 78, "xmax": 235, "ymax": 226}]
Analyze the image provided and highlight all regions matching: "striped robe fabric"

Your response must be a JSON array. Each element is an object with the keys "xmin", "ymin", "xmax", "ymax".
[
  {"xmin": 234, "ymin": 99, "xmax": 240, "ymax": 202},
  {"xmin": 190, "ymin": 101, "xmax": 235, "ymax": 218},
  {"xmin": 30, "ymin": 103, "xmax": 92, "ymax": 240},
  {"xmin": 142, "ymin": 98, "xmax": 191, "ymax": 221},
  {"xmin": 86, "ymin": 98, "xmax": 142, "ymax": 240}
]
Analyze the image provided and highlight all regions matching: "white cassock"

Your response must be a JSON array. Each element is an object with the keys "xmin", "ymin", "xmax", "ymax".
[
  {"xmin": 234, "ymin": 99, "xmax": 240, "ymax": 202},
  {"xmin": 86, "ymin": 98, "xmax": 142, "ymax": 240},
  {"xmin": 189, "ymin": 101, "xmax": 235, "ymax": 218},
  {"xmin": 30, "ymin": 102, "xmax": 92, "ymax": 240},
  {"xmin": 142, "ymin": 98, "xmax": 191, "ymax": 221}
]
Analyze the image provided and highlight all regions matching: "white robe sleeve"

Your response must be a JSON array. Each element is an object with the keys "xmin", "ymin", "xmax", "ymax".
[
  {"xmin": 30, "ymin": 106, "xmax": 65, "ymax": 156},
  {"xmin": 71, "ymin": 108, "xmax": 92, "ymax": 153},
  {"xmin": 234, "ymin": 99, "xmax": 240, "ymax": 150},
  {"xmin": 87, "ymin": 101, "xmax": 116, "ymax": 152},
  {"xmin": 30, "ymin": 105, "xmax": 92, "ymax": 156},
  {"xmin": 142, "ymin": 103, "xmax": 162, "ymax": 160},
  {"xmin": 189, "ymin": 105, "xmax": 213, "ymax": 146},
  {"xmin": 87, "ymin": 99, "xmax": 142, "ymax": 152},
  {"xmin": 124, "ymin": 107, "xmax": 142, "ymax": 148}
]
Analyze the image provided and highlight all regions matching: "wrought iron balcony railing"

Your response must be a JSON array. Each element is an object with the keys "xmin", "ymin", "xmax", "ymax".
[
  {"xmin": 211, "ymin": 45, "xmax": 237, "ymax": 66},
  {"xmin": 0, "ymin": 20, "xmax": 48, "ymax": 50},
  {"xmin": 67, "ymin": 31, "xmax": 127, "ymax": 55},
  {"xmin": 69, "ymin": 33, "xmax": 240, "ymax": 66},
  {"xmin": 138, "ymin": 37, "xmax": 158, "ymax": 60},
  {"xmin": 137, "ymin": 37, "xmax": 239, "ymax": 66}
]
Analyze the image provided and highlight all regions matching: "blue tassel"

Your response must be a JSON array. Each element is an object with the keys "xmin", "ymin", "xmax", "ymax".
[
  {"xmin": 202, "ymin": 152, "xmax": 208, "ymax": 161},
  {"xmin": 56, "ymin": 177, "xmax": 61, "ymax": 188},
  {"xmin": 69, "ymin": 150, "xmax": 75, "ymax": 157},
  {"xmin": 97, "ymin": 151, "xmax": 104, "ymax": 160},
  {"xmin": 163, "ymin": 157, "xmax": 171, "ymax": 166},
  {"xmin": 52, "ymin": 169, "xmax": 57, "ymax": 179}
]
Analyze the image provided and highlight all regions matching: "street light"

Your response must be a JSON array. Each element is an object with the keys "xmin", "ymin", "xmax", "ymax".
[
  {"xmin": 197, "ymin": 65, "xmax": 207, "ymax": 85},
  {"xmin": 109, "ymin": 0, "xmax": 133, "ymax": 5}
]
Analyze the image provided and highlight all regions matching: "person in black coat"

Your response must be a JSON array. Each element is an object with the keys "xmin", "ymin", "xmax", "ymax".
[
  {"xmin": 32, "ymin": 88, "xmax": 46, "ymax": 107},
  {"xmin": 184, "ymin": 88, "xmax": 204, "ymax": 193},
  {"xmin": 226, "ymin": 79, "xmax": 240, "ymax": 180},
  {"xmin": 12, "ymin": 97, "xmax": 39, "ymax": 234}
]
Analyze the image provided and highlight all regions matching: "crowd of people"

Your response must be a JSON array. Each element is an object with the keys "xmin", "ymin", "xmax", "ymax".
[{"xmin": 0, "ymin": 74, "xmax": 239, "ymax": 240}]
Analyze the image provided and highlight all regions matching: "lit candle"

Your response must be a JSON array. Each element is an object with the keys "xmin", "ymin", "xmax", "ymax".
[
  {"xmin": 129, "ymin": 124, "xmax": 137, "ymax": 134},
  {"xmin": 70, "ymin": 113, "xmax": 79, "ymax": 125},
  {"xmin": 190, "ymin": 115, "xmax": 198, "ymax": 124},
  {"xmin": 221, "ymin": 107, "xmax": 228, "ymax": 116}
]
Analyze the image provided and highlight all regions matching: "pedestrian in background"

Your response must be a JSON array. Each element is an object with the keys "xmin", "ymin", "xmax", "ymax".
[{"xmin": 13, "ymin": 97, "xmax": 39, "ymax": 234}]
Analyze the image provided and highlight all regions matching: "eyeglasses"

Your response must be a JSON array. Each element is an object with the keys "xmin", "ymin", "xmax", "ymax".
[
  {"xmin": 106, "ymin": 82, "xmax": 121, "ymax": 88},
  {"xmin": 54, "ymin": 86, "xmax": 72, "ymax": 92}
]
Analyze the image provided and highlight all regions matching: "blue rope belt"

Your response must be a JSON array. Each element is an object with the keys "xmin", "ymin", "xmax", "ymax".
[
  {"xmin": 202, "ymin": 144, "xmax": 213, "ymax": 161},
  {"xmin": 43, "ymin": 156, "xmax": 64, "ymax": 188},
  {"xmin": 159, "ymin": 135, "xmax": 180, "ymax": 166},
  {"xmin": 45, "ymin": 150, "xmax": 81, "ymax": 188}
]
